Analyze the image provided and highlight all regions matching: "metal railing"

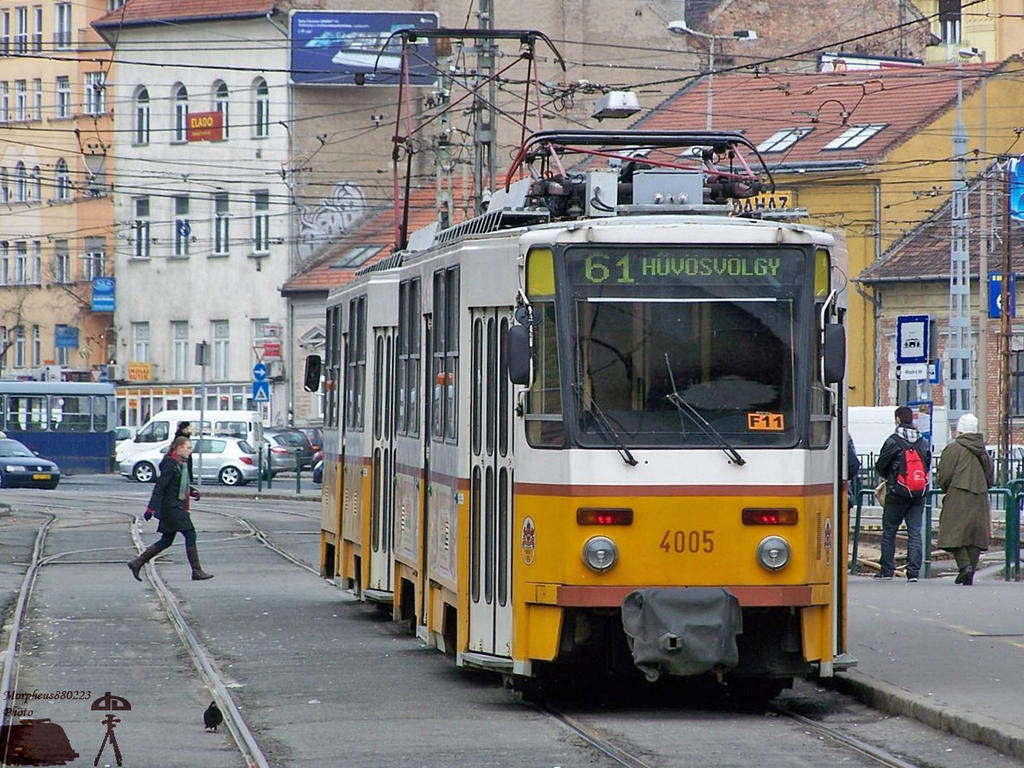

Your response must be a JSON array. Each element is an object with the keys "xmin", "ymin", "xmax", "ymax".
[{"xmin": 849, "ymin": 483, "xmax": 1022, "ymax": 581}]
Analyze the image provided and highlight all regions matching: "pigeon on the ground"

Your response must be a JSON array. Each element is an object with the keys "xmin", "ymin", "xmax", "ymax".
[{"xmin": 203, "ymin": 701, "xmax": 223, "ymax": 731}]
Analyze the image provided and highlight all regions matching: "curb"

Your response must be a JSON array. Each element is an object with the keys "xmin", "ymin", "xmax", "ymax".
[
  {"xmin": 826, "ymin": 671, "xmax": 1024, "ymax": 761},
  {"xmin": 198, "ymin": 490, "xmax": 320, "ymax": 502}
]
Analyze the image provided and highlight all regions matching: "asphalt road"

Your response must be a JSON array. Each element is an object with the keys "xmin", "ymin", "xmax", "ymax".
[{"xmin": 1, "ymin": 477, "xmax": 1021, "ymax": 767}]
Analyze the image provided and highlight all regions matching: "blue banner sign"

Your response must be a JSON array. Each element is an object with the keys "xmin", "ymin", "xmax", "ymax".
[
  {"xmin": 1011, "ymin": 156, "xmax": 1024, "ymax": 221},
  {"xmin": 92, "ymin": 276, "xmax": 115, "ymax": 312},
  {"xmin": 54, "ymin": 325, "xmax": 78, "ymax": 349},
  {"xmin": 290, "ymin": 11, "xmax": 439, "ymax": 86},
  {"xmin": 988, "ymin": 271, "xmax": 1016, "ymax": 318}
]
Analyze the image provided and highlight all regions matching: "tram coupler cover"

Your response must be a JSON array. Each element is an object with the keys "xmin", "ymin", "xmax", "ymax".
[{"xmin": 621, "ymin": 588, "xmax": 742, "ymax": 681}]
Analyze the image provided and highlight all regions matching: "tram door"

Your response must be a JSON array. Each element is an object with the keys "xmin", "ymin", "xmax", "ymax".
[
  {"xmin": 368, "ymin": 328, "xmax": 396, "ymax": 594},
  {"xmin": 467, "ymin": 309, "xmax": 514, "ymax": 656}
]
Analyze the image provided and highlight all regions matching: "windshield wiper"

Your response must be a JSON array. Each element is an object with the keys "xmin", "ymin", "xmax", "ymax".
[
  {"xmin": 663, "ymin": 354, "xmax": 746, "ymax": 467},
  {"xmin": 573, "ymin": 383, "xmax": 638, "ymax": 466}
]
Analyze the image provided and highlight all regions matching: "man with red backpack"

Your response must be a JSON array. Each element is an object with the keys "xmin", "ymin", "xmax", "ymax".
[{"xmin": 874, "ymin": 405, "xmax": 932, "ymax": 581}]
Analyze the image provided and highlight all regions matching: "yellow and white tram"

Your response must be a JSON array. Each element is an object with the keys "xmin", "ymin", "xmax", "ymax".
[{"xmin": 309, "ymin": 130, "xmax": 853, "ymax": 695}]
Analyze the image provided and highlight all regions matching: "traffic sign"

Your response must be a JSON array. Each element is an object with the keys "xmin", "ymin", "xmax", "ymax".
[
  {"xmin": 252, "ymin": 379, "xmax": 270, "ymax": 402},
  {"xmin": 988, "ymin": 272, "xmax": 1016, "ymax": 318},
  {"xmin": 253, "ymin": 362, "xmax": 268, "ymax": 381},
  {"xmin": 896, "ymin": 315, "xmax": 929, "ymax": 364}
]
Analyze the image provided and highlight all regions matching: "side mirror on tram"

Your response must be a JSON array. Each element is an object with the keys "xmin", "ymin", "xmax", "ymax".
[
  {"xmin": 822, "ymin": 324, "xmax": 846, "ymax": 385},
  {"xmin": 507, "ymin": 325, "xmax": 531, "ymax": 385},
  {"xmin": 303, "ymin": 355, "xmax": 322, "ymax": 393}
]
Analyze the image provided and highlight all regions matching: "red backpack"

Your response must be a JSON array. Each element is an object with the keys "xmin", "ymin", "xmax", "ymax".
[{"xmin": 893, "ymin": 437, "xmax": 928, "ymax": 499}]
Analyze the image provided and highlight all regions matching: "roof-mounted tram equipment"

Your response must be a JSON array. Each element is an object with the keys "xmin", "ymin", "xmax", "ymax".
[{"xmin": 308, "ymin": 128, "xmax": 853, "ymax": 700}]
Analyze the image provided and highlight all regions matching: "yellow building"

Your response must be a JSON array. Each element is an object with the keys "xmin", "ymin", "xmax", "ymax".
[
  {"xmin": 637, "ymin": 59, "xmax": 1023, "ymax": 405},
  {"xmin": 915, "ymin": 0, "xmax": 1024, "ymax": 63},
  {"xmin": 0, "ymin": 0, "xmax": 114, "ymax": 379}
]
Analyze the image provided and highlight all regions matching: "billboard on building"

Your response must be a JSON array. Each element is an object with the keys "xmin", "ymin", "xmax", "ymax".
[
  {"xmin": 92, "ymin": 277, "xmax": 115, "ymax": 312},
  {"xmin": 187, "ymin": 111, "xmax": 224, "ymax": 142},
  {"xmin": 290, "ymin": 10, "xmax": 439, "ymax": 86}
]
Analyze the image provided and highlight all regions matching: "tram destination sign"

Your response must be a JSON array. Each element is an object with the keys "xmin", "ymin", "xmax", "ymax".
[{"xmin": 568, "ymin": 248, "xmax": 803, "ymax": 287}]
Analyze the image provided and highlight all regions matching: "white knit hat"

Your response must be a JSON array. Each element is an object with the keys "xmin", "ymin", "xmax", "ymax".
[{"xmin": 957, "ymin": 413, "xmax": 979, "ymax": 434}]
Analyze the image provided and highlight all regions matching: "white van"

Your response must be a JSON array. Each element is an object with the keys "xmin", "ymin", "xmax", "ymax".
[{"xmin": 115, "ymin": 409, "xmax": 264, "ymax": 464}]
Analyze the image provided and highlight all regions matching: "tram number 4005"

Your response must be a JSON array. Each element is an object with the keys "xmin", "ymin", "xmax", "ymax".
[{"xmin": 660, "ymin": 530, "xmax": 715, "ymax": 554}]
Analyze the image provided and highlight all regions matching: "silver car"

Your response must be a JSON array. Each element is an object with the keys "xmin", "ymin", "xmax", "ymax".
[{"xmin": 120, "ymin": 436, "xmax": 259, "ymax": 486}]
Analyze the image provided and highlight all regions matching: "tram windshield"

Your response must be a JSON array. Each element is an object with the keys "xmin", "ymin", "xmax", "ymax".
[{"xmin": 565, "ymin": 245, "xmax": 807, "ymax": 448}]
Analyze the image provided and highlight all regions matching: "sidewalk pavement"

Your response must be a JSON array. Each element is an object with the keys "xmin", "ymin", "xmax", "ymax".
[{"xmin": 836, "ymin": 564, "xmax": 1024, "ymax": 760}]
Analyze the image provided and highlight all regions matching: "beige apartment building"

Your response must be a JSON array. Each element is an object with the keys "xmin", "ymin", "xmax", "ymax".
[{"xmin": 0, "ymin": 0, "xmax": 116, "ymax": 379}]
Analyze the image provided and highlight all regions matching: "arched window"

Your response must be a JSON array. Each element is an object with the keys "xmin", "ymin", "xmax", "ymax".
[
  {"xmin": 0, "ymin": 168, "xmax": 8, "ymax": 204},
  {"xmin": 214, "ymin": 81, "xmax": 229, "ymax": 139},
  {"xmin": 55, "ymin": 158, "xmax": 70, "ymax": 201},
  {"xmin": 14, "ymin": 161, "xmax": 26, "ymax": 202},
  {"xmin": 173, "ymin": 84, "xmax": 188, "ymax": 142},
  {"xmin": 253, "ymin": 77, "xmax": 269, "ymax": 138},
  {"xmin": 30, "ymin": 166, "xmax": 40, "ymax": 200},
  {"xmin": 135, "ymin": 87, "xmax": 150, "ymax": 144}
]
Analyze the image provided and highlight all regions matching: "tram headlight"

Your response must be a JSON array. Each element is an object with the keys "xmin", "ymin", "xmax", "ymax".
[
  {"xmin": 756, "ymin": 535, "xmax": 791, "ymax": 571},
  {"xmin": 582, "ymin": 536, "xmax": 618, "ymax": 572}
]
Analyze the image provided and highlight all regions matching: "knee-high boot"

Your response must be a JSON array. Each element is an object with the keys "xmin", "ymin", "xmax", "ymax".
[
  {"xmin": 127, "ymin": 543, "xmax": 165, "ymax": 581},
  {"xmin": 186, "ymin": 544, "xmax": 214, "ymax": 580}
]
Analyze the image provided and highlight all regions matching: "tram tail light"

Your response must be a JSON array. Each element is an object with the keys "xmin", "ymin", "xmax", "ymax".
[
  {"xmin": 742, "ymin": 508, "xmax": 798, "ymax": 525},
  {"xmin": 577, "ymin": 508, "xmax": 633, "ymax": 525}
]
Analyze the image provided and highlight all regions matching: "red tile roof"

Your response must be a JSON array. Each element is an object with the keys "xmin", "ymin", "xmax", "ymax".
[
  {"xmin": 282, "ymin": 187, "xmax": 471, "ymax": 296},
  {"xmin": 93, "ymin": 0, "xmax": 276, "ymax": 29},
  {"xmin": 637, "ymin": 63, "xmax": 996, "ymax": 167}
]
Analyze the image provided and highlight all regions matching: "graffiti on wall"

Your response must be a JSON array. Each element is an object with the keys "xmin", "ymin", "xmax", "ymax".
[{"xmin": 297, "ymin": 181, "xmax": 366, "ymax": 264}]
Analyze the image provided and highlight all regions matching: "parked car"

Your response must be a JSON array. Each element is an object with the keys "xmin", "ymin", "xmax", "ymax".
[
  {"xmin": 312, "ymin": 457, "xmax": 323, "ymax": 485},
  {"xmin": 262, "ymin": 428, "xmax": 315, "ymax": 474},
  {"xmin": 0, "ymin": 438, "xmax": 60, "ymax": 489},
  {"xmin": 119, "ymin": 436, "xmax": 259, "ymax": 486},
  {"xmin": 114, "ymin": 425, "xmax": 137, "ymax": 450},
  {"xmin": 298, "ymin": 426, "xmax": 323, "ymax": 454}
]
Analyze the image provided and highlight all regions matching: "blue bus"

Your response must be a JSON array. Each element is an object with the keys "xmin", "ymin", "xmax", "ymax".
[{"xmin": 0, "ymin": 381, "xmax": 116, "ymax": 474}]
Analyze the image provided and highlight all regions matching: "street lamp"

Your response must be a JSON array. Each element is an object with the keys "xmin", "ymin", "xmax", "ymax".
[{"xmin": 667, "ymin": 20, "xmax": 756, "ymax": 130}]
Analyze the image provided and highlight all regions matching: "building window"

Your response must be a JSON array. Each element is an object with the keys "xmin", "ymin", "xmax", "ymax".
[
  {"xmin": 31, "ymin": 77, "xmax": 40, "ymax": 119},
  {"xmin": 213, "ymin": 192, "xmax": 229, "ymax": 255},
  {"xmin": 82, "ymin": 250, "xmax": 104, "ymax": 280},
  {"xmin": 15, "ymin": 7, "xmax": 27, "ymax": 54},
  {"xmin": 173, "ymin": 84, "xmax": 188, "ymax": 142},
  {"xmin": 55, "ymin": 158, "xmax": 70, "ymax": 201},
  {"xmin": 254, "ymin": 78, "xmax": 269, "ymax": 138},
  {"xmin": 174, "ymin": 195, "xmax": 190, "ymax": 256},
  {"xmin": 214, "ymin": 81, "xmax": 229, "ymax": 139},
  {"xmin": 134, "ymin": 87, "xmax": 149, "ymax": 144},
  {"xmin": 54, "ymin": 239, "xmax": 69, "ymax": 283},
  {"xmin": 31, "ymin": 5, "xmax": 40, "ymax": 52},
  {"xmin": 822, "ymin": 123, "xmax": 887, "ymax": 151},
  {"xmin": 133, "ymin": 196, "xmax": 150, "ymax": 259},
  {"xmin": 32, "ymin": 324, "xmax": 39, "ymax": 367},
  {"xmin": 1, "ymin": 81, "xmax": 8, "ymax": 122},
  {"xmin": 84, "ymin": 72, "xmax": 105, "ymax": 115},
  {"xmin": 14, "ymin": 327, "xmax": 24, "ymax": 368},
  {"xmin": 938, "ymin": 0, "xmax": 961, "ymax": 44},
  {"xmin": 14, "ymin": 241, "xmax": 25, "ymax": 284},
  {"xmin": 14, "ymin": 161, "xmax": 25, "ymax": 202},
  {"xmin": 0, "ymin": 168, "xmax": 6, "ymax": 204},
  {"xmin": 54, "ymin": 3, "xmax": 70, "ymax": 49},
  {"xmin": 132, "ymin": 322, "xmax": 149, "ymax": 362},
  {"xmin": 1, "ymin": 11, "xmax": 9, "ymax": 56},
  {"xmin": 31, "ymin": 240, "xmax": 39, "ymax": 283},
  {"xmin": 14, "ymin": 79, "xmax": 25, "ymax": 120},
  {"xmin": 0, "ymin": 241, "xmax": 7, "ymax": 285},
  {"xmin": 30, "ymin": 165, "xmax": 39, "ymax": 200},
  {"xmin": 56, "ymin": 76, "xmax": 69, "ymax": 118},
  {"xmin": 172, "ymin": 321, "xmax": 189, "ymax": 379},
  {"xmin": 253, "ymin": 190, "xmax": 269, "ymax": 253},
  {"xmin": 212, "ymin": 320, "xmax": 229, "ymax": 380}
]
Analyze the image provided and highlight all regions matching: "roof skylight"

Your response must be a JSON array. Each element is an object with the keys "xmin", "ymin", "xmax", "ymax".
[{"xmin": 821, "ymin": 123, "xmax": 887, "ymax": 150}]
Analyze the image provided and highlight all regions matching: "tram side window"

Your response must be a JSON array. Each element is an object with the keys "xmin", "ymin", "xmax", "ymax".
[
  {"xmin": 396, "ymin": 278, "xmax": 421, "ymax": 437},
  {"xmin": 50, "ymin": 395, "xmax": 92, "ymax": 431},
  {"xmin": 92, "ymin": 396, "xmax": 109, "ymax": 431},
  {"xmin": 7, "ymin": 396, "xmax": 47, "ymax": 431},
  {"xmin": 810, "ymin": 249, "xmax": 833, "ymax": 447},
  {"xmin": 525, "ymin": 302, "xmax": 565, "ymax": 447},
  {"xmin": 432, "ymin": 267, "xmax": 459, "ymax": 443},
  {"xmin": 325, "ymin": 305, "xmax": 341, "ymax": 428},
  {"xmin": 346, "ymin": 295, "xmax": 367, "ymax": 431}
]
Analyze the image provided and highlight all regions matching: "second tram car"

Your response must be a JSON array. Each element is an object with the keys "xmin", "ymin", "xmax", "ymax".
[{"xmin": 310, "ymin": 130, "xmax": 854, "ymax": 695}]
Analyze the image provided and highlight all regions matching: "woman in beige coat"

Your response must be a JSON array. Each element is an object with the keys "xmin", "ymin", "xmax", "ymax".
[{"xmin": 937, "ymin": 413, "xmax": 994, "ymax": 585}]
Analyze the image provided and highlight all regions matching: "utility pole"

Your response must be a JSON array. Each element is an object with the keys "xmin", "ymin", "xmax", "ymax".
[
  {"xmin": 947, "ymin": 55, "xmax": 973, "ymax": 430},
  {"xmin": 999, "ymin": 166, "xmax": 1012, "ymax": 484},
  {"xmin": 976, "ymin": 52, "xmax": 988, "ymax": 435},
  {"xmin": 473, "ymin": 0, "xmax": 497, "ymax": 216}
]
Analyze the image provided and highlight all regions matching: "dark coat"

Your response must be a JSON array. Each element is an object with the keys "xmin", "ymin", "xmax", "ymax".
[
  {"xmin": 874, "ymin": 424, "xmax": 931, "ymax": 496},
  {"xmin": 148, "ymin": 452, "xmax": 194, "ymax": 533},
  {"xmin": 937, "ymin": 433, "xmax": 993, "ymax": 550}
]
